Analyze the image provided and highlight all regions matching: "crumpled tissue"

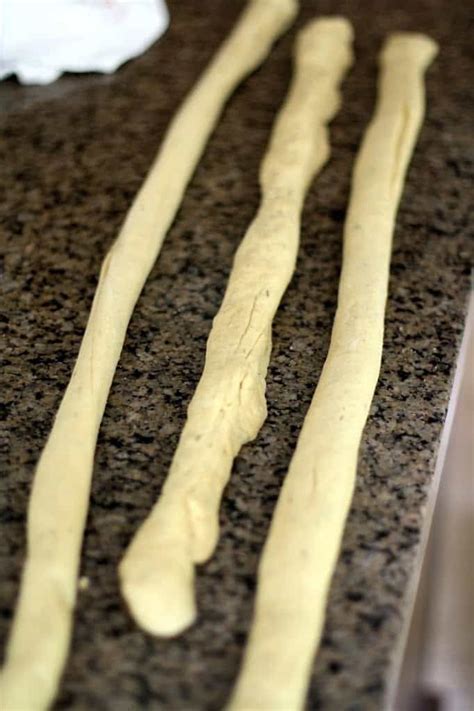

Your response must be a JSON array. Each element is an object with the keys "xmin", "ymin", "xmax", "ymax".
[{"xmin": 0, "ymin": 0, "xmax": 169, "ymax": 85}]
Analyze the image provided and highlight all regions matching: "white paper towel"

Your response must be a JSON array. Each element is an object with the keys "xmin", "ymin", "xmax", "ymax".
[{"xmin": 0, "ymin": 0, "xmax": 169, "ymax": 85}]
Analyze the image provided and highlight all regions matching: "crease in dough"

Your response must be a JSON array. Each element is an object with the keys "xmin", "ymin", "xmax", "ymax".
[
  {"xmin": 226, "ymin": 32, "xmax": 438, "ymax": 711},
  {"xmin": 0, "ymin": 2, "xmax": 298, "ymax": 709},
  {"xmin": 120, "ymin": 17, "xmax": 354, "ymax": 637}
]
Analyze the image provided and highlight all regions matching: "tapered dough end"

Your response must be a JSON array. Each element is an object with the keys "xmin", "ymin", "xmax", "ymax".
[
  {"xmin": 248, "ymin": 0, "xmax": 299, "ymax": 33},
  {"xmin": 253, "ymin": 0, "xmax": 298, "ymax": 19},
  {"xmin": 298, "ymin": 15, "xmax": 354, "ymax": 42},
  {"xmin": 381, "ymin": 32, "xmax": 439, "ymax": 69},
  {"xmin": 119, "ymin": 555, "xmax": 196, "ymax": 637},
  {"xmin": 295, "ymin": 16, "xmax": 354, "ymax": 74}
]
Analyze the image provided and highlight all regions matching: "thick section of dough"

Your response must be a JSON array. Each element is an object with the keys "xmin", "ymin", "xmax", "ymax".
[
  {"xmin": 227, "ymin": 33, "xmax": 438, "ymax": 711},
  {"xmin": 120, "ymin": 18, "xmax": 354, "ymax": 637},
  {"xmin": 0, "ymin": 3, "xmax": 297, "ymax": 709}
]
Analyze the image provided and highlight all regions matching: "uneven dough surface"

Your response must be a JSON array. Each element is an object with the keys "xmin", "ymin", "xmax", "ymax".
[
  {"xmin": 120, "ymin": 18, "xmax": 354, "ymax": 637},
  {"xmin": 227, "ymin": 32, "xmax": 438, "ymax": 711},
  {"xmin": 0, "ymin": 2, "xmax": 297, "ymax": 709}
]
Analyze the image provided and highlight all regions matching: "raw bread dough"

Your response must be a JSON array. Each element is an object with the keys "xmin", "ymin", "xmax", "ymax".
[
  {"xmin": 0, "ymin": 2, "xmax": 297, "ymax": 709},
  {"xmin": 227, "ymin": 33, "xmax": 438, "ymax": 711},
  {"xmin": 120, "ymin": 18, "xmax": 354, "ymax": 637}
]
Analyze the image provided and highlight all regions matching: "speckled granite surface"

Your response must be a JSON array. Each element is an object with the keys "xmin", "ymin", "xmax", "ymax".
[{"xmin": 0, "ymin": 1, "xmax": 472, "ymax": 709}]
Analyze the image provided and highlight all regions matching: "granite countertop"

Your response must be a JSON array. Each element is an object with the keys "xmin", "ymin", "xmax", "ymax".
[{"xmin": 1, "ymin": 0, "xmax": 472, "ymax": 709}]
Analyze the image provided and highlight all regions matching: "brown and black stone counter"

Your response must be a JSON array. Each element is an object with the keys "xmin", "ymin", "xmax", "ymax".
[{"xmin": 1, "ymin": 1, "xmax": 472, "ymax": 709}]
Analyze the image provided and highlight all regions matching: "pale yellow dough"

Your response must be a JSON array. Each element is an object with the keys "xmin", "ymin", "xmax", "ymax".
[
  {"xmin": 0, "ymin": 2, "xmax": 297, "ymax": 709},
  {"xmin": 227, "ymin": 33, "xmax": 438, "ymax": 711},
  {"xmin": 120, "ymin": 18, "xmax": 354, "ymax": 637}
]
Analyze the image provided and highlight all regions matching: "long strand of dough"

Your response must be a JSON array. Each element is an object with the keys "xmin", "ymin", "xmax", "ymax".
[
  {"xmin": 120, "ymin": 18, "xmax": 354, "ymax": 637},
  {"xmin": 0, "ymin": 3, "xmax": 297, "ymax": 709},
  {"xmin": 227, "ymin": 32, "xmax": 438, "ymax": 711}
]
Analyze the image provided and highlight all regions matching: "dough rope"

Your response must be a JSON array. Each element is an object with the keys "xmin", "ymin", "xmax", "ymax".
[
  {"xmin": 0, "ymin": 2, "xmax": 297, "ymax": 709},
  {"xmin": 227, "ymin": 32, "xmax": 438, "ymax": 711},
  {"xmin": 120, "ymin": 18, "xmax": 354, "ymax": 637}
]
